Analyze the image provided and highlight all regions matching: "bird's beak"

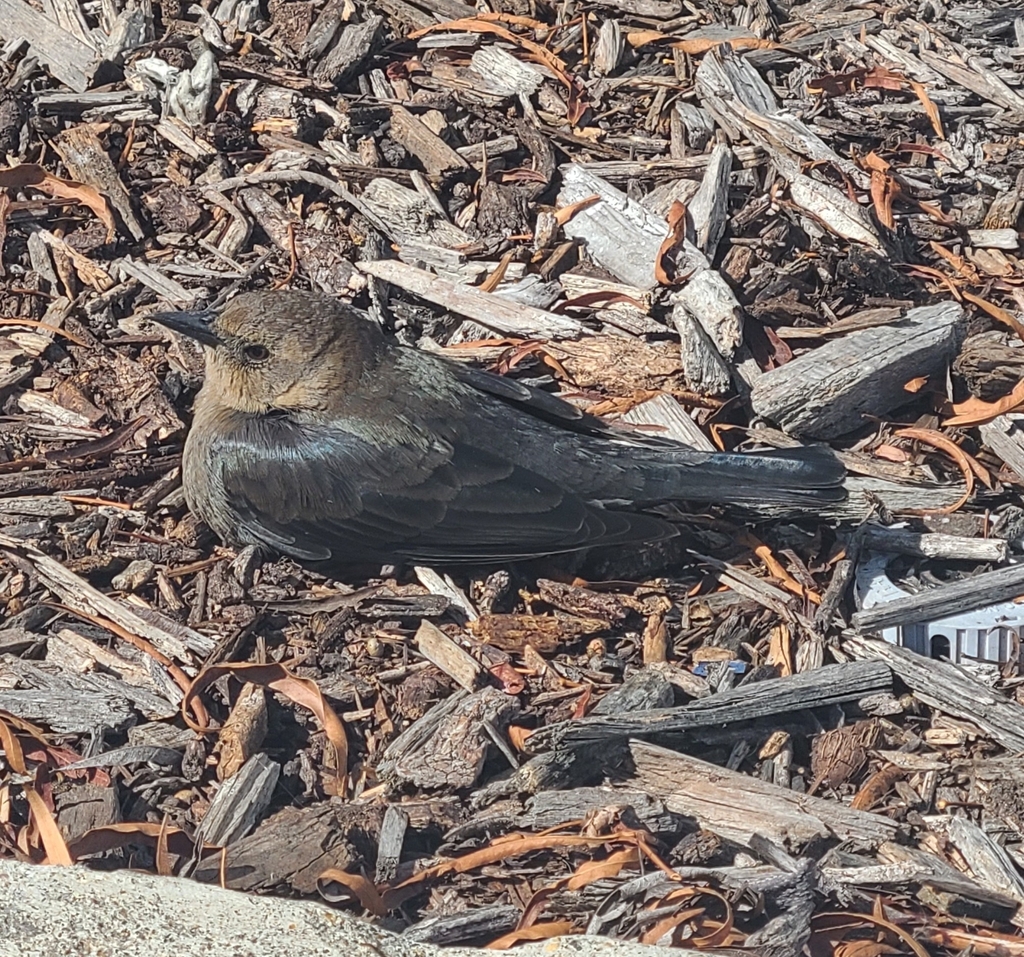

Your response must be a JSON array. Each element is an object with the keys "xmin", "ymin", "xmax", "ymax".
[{"xmin": 151, "ymin": 310, "xmax": 223, "ymax": 347}]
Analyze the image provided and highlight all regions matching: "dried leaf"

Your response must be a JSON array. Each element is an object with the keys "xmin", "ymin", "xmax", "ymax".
[
  {"xmin": 487, "ymin": 922, "xmax": 576, "ymax": 948},
  {"xmin": 654, "ymin": 200, "xmax": 691, "ymax": 286},
  {"xmin": 24, "ymin": 786, "xmax": 74, "ymax": 865},
  {"xmin": 904, "ymin": 376, "xmax": 928, "ymax": 393},
  {"xmin": 182, "ymin": 661, "xmax": 348, "ymax": 796},
  {"xmin": 317, "ymin": 868, "xmax": 389, "ymax": 916},
  {"xmin": 945, "ymin": 378, "xmax": 1024, "ymax": 426},
  {"xmin": 894, "ymin": 427, "xmax": 992, "ymax": 513},
  {"xmin": 910, "ymin": 81, "xmax": 944, "ymax": 138},
  {"xmin": 0, "ymin": 164, "xmax": 116, "ymax": 241},
  {"xmin": 873, "ymin": 444, "xmax": 911, "ymax": 463}
]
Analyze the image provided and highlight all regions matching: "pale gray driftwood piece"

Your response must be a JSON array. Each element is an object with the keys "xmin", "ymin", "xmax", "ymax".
[
  {"xmin": 527, "ymin": 659, "xmax": 892, "ymax": 751},
  {"xmin": 688, "ymin": 142, "xmax": 732, "ymax": 260},
  {"xmin": 842, "ymin": 634, "xmax": 1024, "ymax": 752},
  {"xmin": 0, "ymin": 0, "xmax": 107, "ymax": 91},
  {"xmin": 357, "ymin": 260, "xmax": 586, "ymax": 339},
  {"xmin": 192, "ymin": 752, "xmax": 281, "ymax": 849},
  {"xmin": 403, "ymin": 905, "xmax": 522, "ymax": 945},
  {"xmin": 0, "ymin": 532, "xmax": 216, "ymax": 659},
  {"xmin": 749, "ymin": 302, "xmax": 965, "ymax": 438},
  {"xmin": 980, "ymin": 414, "xmax": 1024, "ymax": 481},
  {"xmin": 875, "ymin": 840, "xmax": 1020, "ymax": 910},
  {"xmin": 0, "ymin": 655, "xmax": 137, "ymax": 733},
  {"xmin": 859, "ymin": 526, "xmax": 1008, "ymax": 562},
  {"xmin": 620, "ymin": 394, "xmax": 716, "ymax": 451},
  {"xmin": 375, "ymin": 805, "xmax": 409, "ymax": 884},
  {"xmin": 557, "ymin": 165, "xmax": 668, "ymax": 290},
  {"xmin": 676, "ymin": 268, "xmax": 744, "ymax": 360},
  {"xmin": 943, "ymin": 816, "xmax": 1024, "ymax": 923},
  {"xmin": 850, "ymin": 563, "xmax": 1024, "ymax": 634},
  {"xmin": 672, "ymin": 298, "xmax": 732, "ymax": 395},
  {"xmin": 360, "ymin": 180, "xmax": 473, "ymax": 249},
  {"xmin": 630, "ymin": 740, "xmax": 900, "ymax": 848},
  {"xmin": 695, "ymin": 46, "xmax": 867, "ymax": 188}
]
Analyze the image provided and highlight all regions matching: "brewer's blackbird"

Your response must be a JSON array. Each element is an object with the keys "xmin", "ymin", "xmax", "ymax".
[{"xmin": 153, "ymin": 290, "xmax": 844, "ymax": 566}]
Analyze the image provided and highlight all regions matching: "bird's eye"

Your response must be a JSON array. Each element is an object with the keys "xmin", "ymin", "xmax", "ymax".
[{"xmin": 243, "ymin": 344, "xmax": 270, "ymax": 362}]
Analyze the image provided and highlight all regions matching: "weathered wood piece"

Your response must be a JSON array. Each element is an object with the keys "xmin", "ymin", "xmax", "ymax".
[
  {"xmin": 357, "ymin": 259, "xmax": 586, "ymax": 338},
  {"xmin": 374, "ymin": 805, "xmax": 408, "ymax": 884},
  {"xmin": 980, "ymin": 414, "xmax": 1024, "ymax": 482},
  {"xmin": 0, "ymin": 0, "xmax": 111, "ymax": 92},
  {"xmin": 312, "ymin": 15, "xmax": 382, "ymax": 86},
  {"xmin": 527, "ymin": 660, "xmax": 892, "ymax": 751},
  {"xmin": 0, "ymin": 655, "xmax": 136, "ymax": 733},
  {"xmin": 360, "ymin": 179, "xmax": 472, "ymax": 249},
  {"xmin": 620, "ymin": 394, "xmax": 716, "ymax": 452},
  {"xmin": 0, "ymin": 532, "xmax": 215, "ymax": 659},
  {"xmin": 557, "ymin": 164, "xmax": 668, "ymax": 290},
  {"xmin": 379, "ymin": 687, "xmax": 520, "ymax": 790},
  {"xmin": 859, "ymin": 526, "xmax": 1007, "ymax": 562},
  {"xmin": 403, "ymin": 904, "xmax": 522, "ymax": 945},
  {"xmin": 630, "ymin": 740, "xmax": 901, "ymax": 848},
  {"xmin": 54, "ymin": 124, "xmax": 145, "ymax": 240},
  {"xmin": 192, "ymin": 752, "xmax": 280, "ymax": 849},
  {"xmin": 193, "ymin": 803, "xmax": 370, "ymax": 892},
  {"xmin": 749, "ymin": 302, "xmax": 965, "ymax": 438},
  {"xmin": 389, "ymin": 105, "xmax": 468, "ymax": 179},
  {"xmin": 842, "ymin": 634, "xmax": 1024, "ymax": 752},
  {"xmin": 850, "ymin": 563, "xmax": 1024, "ymax": 633},
  {"xmin": 415, "ymin": 620, "xmax": 482, "ymax": 692}
]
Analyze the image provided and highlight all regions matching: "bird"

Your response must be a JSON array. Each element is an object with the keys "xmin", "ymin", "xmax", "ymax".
[{"xmin": 152, "ymin": 290, "xmax": 845, "ymax": 567}]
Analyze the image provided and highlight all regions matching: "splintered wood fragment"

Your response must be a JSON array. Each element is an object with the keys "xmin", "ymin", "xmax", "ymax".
[
  {"xmin": 381, "ymin": 686, "xmax": 520, "ymax": 790},
  {"xmin": 677, "ymin": 269, "xmax": 744, "ymax": 360},
  {"xmin": 620, "ymin": 394, "xmax": 716, "ymax": 451},
  {"xmin": 313, "ymin": 15, "xmax": 382, "ymax": 86},
  {"xmin": 357, "ymin": 259, "xmax": 586, "ymax": 339},
  {"xmin": 216, "ymin": 683, "xmax": 268, "ymax": 780},
  {"xmin": 54, "ymin": 124, "xmax": 145, "ymax": 240},
  {"xmin": 695, "ymin": 46, "xmax": 867, "ymax": 188},
  {"xmin": 192, "ymin": 803, "xmax": 368, "ymax": 892},
  {"xmin": 850, "ymin": 563, "xmax": 1024, "ymax": 634},
  {"xmin": 980, "ymin": 414, "xmax": 1024, "ymax": 482},
  {"xmin": 403, "ymin": 905, "xmax": 522, "ymax": 946},
  {"xmin": 672, "ymin": 298, "xmax": 732, "ymax": 396},
  {"xmin": 360, "ymin": 179, "xmax": 472, "ymax": 249},
  {"xmin": 943, "ymin": 816, "xmax": 1024, "ymax": 922},
  {"xmin": 630, "ymin": 740, "xmax": 900, "ymax": 848},
  {"xmin": 749, "ymin": 302, "xmax": 965, "ymax": 439},
  {"xmin": 557, "ymin": 165, "xmax": 668, "ymax": 290},
  {"xmin": 859, "ymin": 526, "xmax": 1007, "ymax": 562},
  {"xmin": 842, "ymin": 634, "xmax": 1024, "ymax": 753},
  {"xmin": 415, "ymin": 620, "xmax": 482, "ymax": 692},
  {"xmin": 389, "ymin": 105, "xmax": 469, "ymax": 179},
  {"xmin": 0, "ymin": 532, "xmax": 216, "ymax": 659},
  {"xmin": 0, "ymin": 0, "xmax": 109, "ymax": 92},
  {"xmin": 0, "ymin": 656, "xmax": 136, "ymax": 733},
  {"xmin": 374, "ymin": 805, "xmax": 409, "ymax": 884},
  {"xmin": 117, "ymin": 257, "xmax": 195, "ymax": 303},
  {"xmin": 688, "ymin": 142, "xmax": 732, "ymax": 259},
  {"xmin": 528, "ymin": 660, "xmax": 892, "ymax": 751},
  {"xmin": 192, "ymin": 752, "xmax": 281, "ymax": 849}
]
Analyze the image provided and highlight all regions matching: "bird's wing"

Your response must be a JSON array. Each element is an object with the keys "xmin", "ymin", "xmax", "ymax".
[{"xmin": 212, "ymin": 415, "xmax": 672, "ymax": 564}]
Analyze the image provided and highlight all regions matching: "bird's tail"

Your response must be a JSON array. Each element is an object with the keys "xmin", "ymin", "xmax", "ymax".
[{"xmin": 666, "ymin": 445, "xmax": 847, "ymax": 507}]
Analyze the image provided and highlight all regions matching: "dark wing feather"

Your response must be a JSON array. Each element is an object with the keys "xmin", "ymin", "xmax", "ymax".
[{"xmin": 214, "ymin": 415, "xmax": 672, "ymax": 564}]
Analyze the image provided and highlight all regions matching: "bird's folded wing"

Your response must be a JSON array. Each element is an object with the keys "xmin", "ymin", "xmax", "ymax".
[{"xmin": 214, "ymin": 418, "xmax": 672, "ymax": 563}]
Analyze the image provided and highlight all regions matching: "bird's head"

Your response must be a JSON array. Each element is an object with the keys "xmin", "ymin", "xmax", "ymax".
[{"xmin": 152, "ymin": 291, "xmax": 383, "ymax": 414}]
